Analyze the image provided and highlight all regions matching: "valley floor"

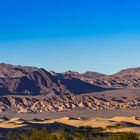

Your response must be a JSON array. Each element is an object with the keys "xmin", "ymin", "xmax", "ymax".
[{"xmin": 1, "ymin": 109, "xmax": 140, "ymax": 120}]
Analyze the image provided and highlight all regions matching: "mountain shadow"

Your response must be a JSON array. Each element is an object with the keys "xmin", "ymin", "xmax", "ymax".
[{"xmin": 59, "ymin": 77, "xmax": 114, "ymax": 95}]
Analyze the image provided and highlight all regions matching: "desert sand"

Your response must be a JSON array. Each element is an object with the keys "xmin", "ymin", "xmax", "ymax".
[{"xmin": 0, "ymin": 115, "xmax": 140, "ymax": 134}]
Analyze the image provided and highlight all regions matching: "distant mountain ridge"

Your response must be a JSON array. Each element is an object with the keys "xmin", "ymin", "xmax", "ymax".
[
  {"xmin": 60, "ymin": 68, "xmax": 140, "ymax": 88},
  {"xmin": 1, "ymin": 63, "xmax": 140, "ymax": 96},
  {"xmin": 0, "ymin": 63, "xmax": 140, "ymax": 113},
  {"xmin": 0, "ymin": 63, "xmax": 106, "ymax": 96},
  {"xmin": 1, "ymin": 63, "xmax": 140, "ymax": 95}
]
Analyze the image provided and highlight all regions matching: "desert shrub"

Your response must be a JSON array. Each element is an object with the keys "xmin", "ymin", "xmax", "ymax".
[
  {"xmin": 7, "ymin": 131, "xmax": 20, "ymax": 140},
  {"xmin": 72, "ymin": 131, "xmax": 84, "ymax": 140},
  {"xmin": 104, "ymin": 132, "xmax": 139, "ymax": 140},
  {"xmin": 6, "ymin": 128, "xmax": 139, "ymax": 140}
]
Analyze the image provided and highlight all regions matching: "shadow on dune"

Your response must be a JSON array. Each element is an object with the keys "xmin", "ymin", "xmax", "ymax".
[
  {"xmin": 28, "ymin": 122, "xmax": 76, "ymax": 131},
  {"xmin": 0, "ymin": 122, "xmax": 76, "ymax": 134},
  {"xmin": 0, "ymin": 122, "xmax": 76, "ymax": 140}
]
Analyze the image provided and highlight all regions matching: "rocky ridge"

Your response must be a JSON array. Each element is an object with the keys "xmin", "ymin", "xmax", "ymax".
[
  {"xmin": 60, "ymin": 68, "xmax": 140, "ymax": 88},
  {"xmin": 0, "ymin": 94, "xmax": 140, "ymax": 113}
]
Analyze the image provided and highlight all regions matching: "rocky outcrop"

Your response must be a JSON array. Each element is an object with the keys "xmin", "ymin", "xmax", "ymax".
[{"xmin": 0, "ymin": 95, "xmax": 139, "ymax": 113}]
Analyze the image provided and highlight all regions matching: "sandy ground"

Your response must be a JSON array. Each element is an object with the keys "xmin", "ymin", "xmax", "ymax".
[
  {"xmin": 0, "ymin": 116, "xmax": 140, "ymax": 134},
  {"xmin": 1, "ymin": 109, "xmax": 140, "ymax": 120}
]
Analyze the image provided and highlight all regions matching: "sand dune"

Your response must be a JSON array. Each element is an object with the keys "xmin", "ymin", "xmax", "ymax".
[{"xmin": 0, "ymin": 116, "xmax": 140, "ymax": 133}]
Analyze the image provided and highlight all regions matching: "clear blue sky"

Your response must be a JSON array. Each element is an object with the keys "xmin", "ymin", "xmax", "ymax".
[{"xmin": 0, "ymin": 0, "xmax": 140, "ymax": 74}]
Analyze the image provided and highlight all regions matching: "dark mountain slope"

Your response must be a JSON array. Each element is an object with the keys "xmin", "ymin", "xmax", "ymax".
[
  {"xmin": 59, "ymin": 68, "xmax": 140, "ymax": 88},
  {"xmin": 0, "ymin": 63, "xmax": 105, "ymax": 95}
]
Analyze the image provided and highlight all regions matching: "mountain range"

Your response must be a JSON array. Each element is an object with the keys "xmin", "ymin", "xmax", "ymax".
[{"xmin": 0, "ymin": 63, "xmax": 140, "ymax": 113}]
